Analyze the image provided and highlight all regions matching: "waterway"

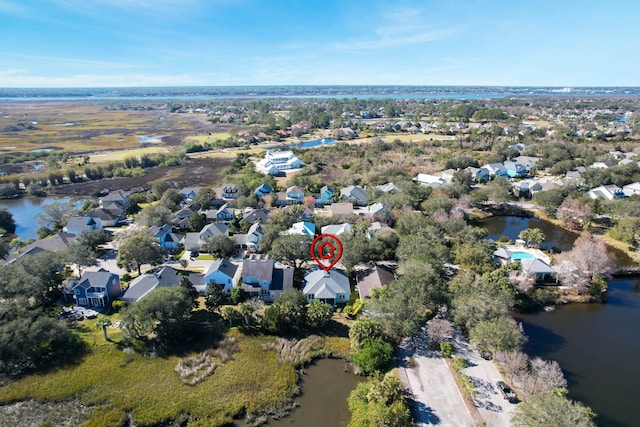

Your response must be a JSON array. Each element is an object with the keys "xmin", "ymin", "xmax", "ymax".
[
  {"xmin": 268, "ymin": 358, "xmax": 363, "ymax": 427},
  {"xmin": 0, "ymin": 196, "xmax": 77, "ymax": 240},
  {"xmin": 481, "ymin": 215, "xmax": 639, "ymax": 426}
]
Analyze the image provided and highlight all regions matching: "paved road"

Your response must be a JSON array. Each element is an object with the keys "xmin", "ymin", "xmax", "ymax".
[
  {"xmin": 452, "ymin": 333, "xmax": 517, "ymax": 427},
  {"xmin": 398, "ymin": 331, "xmax": 474, "ymax": 427},
  {"xmin": 399, "ymin": 326, "xmax": 518, "ymax": 427}
]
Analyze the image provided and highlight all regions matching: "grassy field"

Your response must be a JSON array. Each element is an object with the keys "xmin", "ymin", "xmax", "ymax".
[
  {"xmin": 184, "ymin": 132, "xmax": 235, "ymax": 144},
  {"xmin": 0, "ymin": 313, "xmax": 351, "ymax": 427},
  {"xmin": 85, "ymin": 146, "xmax": 175, "ymax": 163}
]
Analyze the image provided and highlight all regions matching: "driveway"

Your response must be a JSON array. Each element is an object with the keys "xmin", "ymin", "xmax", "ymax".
[
  {"xmin": 452, "ymin": 332, "xmax": 517, "ymax": 427},
  {"xmin": 398, "ymin": 330, "xmax": 474, "ymax": 426}
]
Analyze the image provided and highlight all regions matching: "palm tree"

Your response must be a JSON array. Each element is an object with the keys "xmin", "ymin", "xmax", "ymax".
[
  {"xmin": 96, "ymin": 318, "xmax": 112, "ymax": 342},
  {"xmin": 518, "ymin": 228, "xmax": 545, "ymax": 248}
]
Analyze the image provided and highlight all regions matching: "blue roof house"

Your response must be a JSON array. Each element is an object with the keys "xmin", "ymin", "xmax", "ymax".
[{"xmin": 70, "ymin": 269, "xmax": 121, "ymax": 308}]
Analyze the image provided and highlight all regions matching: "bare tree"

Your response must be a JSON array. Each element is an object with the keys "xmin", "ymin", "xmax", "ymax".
[
  {"xmin": 558, "ymin": 197, "xmax": 592, "ymax": 231},
  {"xmin": 495, "ymin": 350, "xmax": 530, "ymax": 383},
  {"xmin": 557, "ymin": 233, "xmax": 614, "ymax": 284},
  {"xmin": 530, "ymin": 357, "xmax": 567, "ymax": 392},
  {"xmin": 426, "ymin": 318, "xmax": 453, "ymax": 344},
  {"xmin": 509, "ymin": 270, "xmax": 535, "ymax": 293}
]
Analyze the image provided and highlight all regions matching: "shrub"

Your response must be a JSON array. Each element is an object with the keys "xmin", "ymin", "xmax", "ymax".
[
  {"xmin": 440, "ymin": 342, "xmax": 454, "ymax": 358},
  {"xmin": 351, "ymin": 337, "xmax": 394, "ymax": 375},
  {"xmin": 111, "ymin": 300, "xmax": 126, "ymax": 313}
]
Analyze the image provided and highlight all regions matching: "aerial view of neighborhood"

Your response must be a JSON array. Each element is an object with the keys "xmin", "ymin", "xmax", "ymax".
[{"xmin": 1, "ymin": 1, "xmax": 639, "ymax": 427}]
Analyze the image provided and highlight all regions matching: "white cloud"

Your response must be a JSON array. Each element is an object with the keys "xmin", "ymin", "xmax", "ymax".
[
  {"xmin": 0, "ymin": 0, "xmax": 25, "ymax": 15},
  {"xmin": 331, "ymin": 27, "xmax": 459, "ymax": 51}
]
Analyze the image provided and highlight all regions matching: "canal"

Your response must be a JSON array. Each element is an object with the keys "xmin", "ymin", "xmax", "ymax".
[{"xmin": 480, "ymin": 215, "xmax": 639, "ymax": 426}]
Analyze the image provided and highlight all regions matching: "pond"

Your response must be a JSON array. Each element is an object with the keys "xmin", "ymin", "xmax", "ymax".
[
  {"xmin": 482, "ymin": 215, "xmax": 639, "ymax": 427},
  {"xmin": 268, "ymin": 358, "xmax": 363, "ymax": 427},
  {"xmin": 0, "ymin": 196, "xmax": 79, "ymax": 240}
]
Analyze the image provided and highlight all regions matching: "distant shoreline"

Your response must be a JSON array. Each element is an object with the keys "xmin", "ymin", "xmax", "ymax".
[{"xmin": 1, "ymin": 85, "xmax": 640, "ymax": 101}]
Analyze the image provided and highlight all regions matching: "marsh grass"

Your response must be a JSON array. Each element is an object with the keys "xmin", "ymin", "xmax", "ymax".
[{"xmin": 0, "ymin": 326, "xmax": 300, "ymax": 426}]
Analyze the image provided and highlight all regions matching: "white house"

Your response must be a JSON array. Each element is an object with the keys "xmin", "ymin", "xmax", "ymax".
[
  {"xmin": 303, "ymin": 269, "xmax": 350, "ymax": 306},
  {"xmin": 256, "ymin": 150, "xmax": 302, "ymax": 175},
  {"xmin": 623, "ymin": 182, "xmax": 640, "ymax": 197},
  {"xmin": 413, "ymin": 173, "xmax": 446, "ymax": 188},
  {"xmin": 321, "ymin": 223, "xmax": 352, "ymax": 236},
  {"xmin": 282, "ymin": 221, "xmax": 315, "ymax": 238},
  {"xmin": 588, "ymin": 185, "xmax": 626, "ymax": 201}
]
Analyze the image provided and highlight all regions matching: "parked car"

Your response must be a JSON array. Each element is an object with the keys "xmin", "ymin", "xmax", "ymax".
[{"xmin": 496, "ymin": 381, "xmax": 517, "ymax": 402}]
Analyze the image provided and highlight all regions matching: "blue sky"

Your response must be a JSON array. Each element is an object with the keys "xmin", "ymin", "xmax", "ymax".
[{"xmin": 1, "ymin": 0, "xmax": 638, "ymax": 87}]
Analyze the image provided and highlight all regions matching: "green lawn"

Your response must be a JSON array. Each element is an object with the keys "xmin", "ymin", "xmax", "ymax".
[{"xmin": 0, "ymin": 314, "xmax": 350, "ymax": 427}]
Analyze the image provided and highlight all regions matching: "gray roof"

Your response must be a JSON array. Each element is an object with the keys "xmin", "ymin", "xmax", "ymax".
[
  {"xmin": 303, "ymin": 269, "xmax": 350, "ymax": 298},
  {"xmin": 242, "ymin": 254, "xmax": 274, "ymax": 282},
  {"xmin": 340, "ymin": 185, "xmax": 368, "ymax": 202},
  {"xmin": 521, "ymin": 258, "xmax": 555, "ymax": 275},
  {"xmin": 183, "ymin": 232, "xmax": 200, "ymax": 246},
  {"xmin": 200, "ymin": 223, "xmax": 228, "ymax": 237},
  {"xmin": 375, "ymin": 183, "xmax": 398, "ymax": 193},
  {"xmin": 121, "ymin": 266, "xmax": 182, "ymax": 303},
  {"xmin": 66, "ymin": 216, "xmax": 96, "ymax": 229},
  {"xmin": 271, "ymin": 266, "xmax": 294, "ymax": 291},
  {"xmin": 101, "ymin": 190, "xmax": 128, "ymax": 202},
  {"xmin": 205, "ymin": 259, "xmax": 238, "ymax": 278},
  {"xmin": 75, "ymin": 269, "xmax": 115, "ymax": 290},
  {"xmin": 87, "ymin": 208, "xmax": 120, "ymax": 221}
]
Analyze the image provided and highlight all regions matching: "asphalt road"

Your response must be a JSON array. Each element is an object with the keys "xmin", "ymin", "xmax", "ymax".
[{"xmin": 399, "ymin": 326, "xmax": 518, "ymax": 427}]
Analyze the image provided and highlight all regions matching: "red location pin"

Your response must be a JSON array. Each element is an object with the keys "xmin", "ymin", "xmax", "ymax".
[{"xmin": 310, "ymin": 234, "xmax": 343, "ymax": 272}]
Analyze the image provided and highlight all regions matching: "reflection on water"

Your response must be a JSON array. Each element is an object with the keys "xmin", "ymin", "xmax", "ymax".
[{"xmin": 268, "ymin": 358, "xmax": 363, "ymax": 427}]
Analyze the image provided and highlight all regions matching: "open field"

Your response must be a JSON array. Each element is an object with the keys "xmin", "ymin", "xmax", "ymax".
[{"xmin": 86, "ymin": 146, "xmax": 175, "ymax": 163}]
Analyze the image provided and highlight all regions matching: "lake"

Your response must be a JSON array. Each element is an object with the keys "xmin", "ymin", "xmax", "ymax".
[
  {"xmin": 481, "ymin": 215, "xmax": 639, "ymax": 426},
  {"xmin": 265, "ymin": 138, "xmax": 336, "ymax": 151},
  {"xmin": 0, "ymin": 196, "xmax": 77, "ymax": 240},
  {"xmin": 268, "ymin": 358, "xmax": 363, "ymax": 427}
]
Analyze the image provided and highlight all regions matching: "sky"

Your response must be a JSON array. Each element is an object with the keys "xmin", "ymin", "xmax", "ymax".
[{"xmin": 1, "ymin": 0, "xmax": 639, "ymax": 87}]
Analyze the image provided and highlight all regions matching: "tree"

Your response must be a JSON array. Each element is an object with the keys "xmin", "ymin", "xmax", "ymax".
[
  {"xmin": 348, "ymin": 375, "xmax": 411, "ymax": 427},
  {"xmin": 519, "ymin": 358, "xmax": 568, "ymax": 399},
  {"xmin": 204, "ymin": 283, "xmax": 226, "ymax": 312},
  {"xmin": 0, "ymin": 300, "xmax": 84, "ymax": 376},
  {"xmin": 76, "ymin": 228, "xmax": 111, "ymax": 251},
  {"xmin": 0, "ymin": 208, "xmax": 16, "ymax": 234},
  {"xmin": 230, "ymin": 286, "xmax": 247, "ymax": 305},
  {"xmin": 121, "ymin": 287, "xmax": 193, "ymax": 345},
  {"xmin": 151, "ymin": 181, "xmax": 171, "ymax": 199},
  {"xmin": 495, "ymin": 351, "xmax": 530, "ymax": 383},
  {"xmin": 557, "ymin": 233, "xmax": 614, "ymax": 283},
  {"xmin": 116, "ymin": 233, "xmax": 164, "ymax": 275},
  {"xmin": 180, "ymin": 276, "xmax": 199, "ymax": 308},
  {"xmin": 238, "ymin": 302, "xmax": 255, "ymax": 325},
  {"xmin": 307, "ymin": 300, "xmax": 332, "ymax": 328},
  {"xmin": 610, "ymin": 217, "xmax": 640, "ymax": 246},
  {"xmin": 65, "ymin": 241, "xmax": 98, "ymax": 277},
  {"xmin": 202, "ymin": 234, "xmax": 235, "ymax": 258},
  {"xmin": 220, "ymin": 305, "xmax": 242, "ymax": 326},
  {"xmin": 193, "ymin": 186, "xmax": 216, "ymax": 208},
  {"xmin": 269, "ymin": 234, "xmax": 312, "ymax": 270},
  {"xmin": 188, "ymin": 212, "xmax": 207, "ymax": 232},
  {"xmin": 96, "ymin": 318, "xmax": 112, "ymax": 342},
  {"xmin": 453, "ymin": 240, "xmax": 495, "ymax": 273},
  {"xmin": 511, "ymin": 390, "xmax": 596, "ymax": 427},
  {"xmin": 532, "ymin": 189, "xmax": 566, "ymax": 216},
  {"xmin": 35, "ymin": 200, "xmax": 77, "ymax": 231},
  {"xmin": 136, "ymin": 204, "xmax": 173, "ymax": 227},
  {"xmin": 351, "ymin": 337, "xmax": 394, "ymax": 375},
  {"xmin": 519, "ymin": 228, "xmax": 546, "ymax": 247},
  {"xmin": 469, "ymin": 316, "xmax": 524, "ymax": 354},
  {"xmin": 349, "ymin": 317, "xmax": 383, "ymax": 350},
  {"xmin": 426, "ymin": 318, "xmax": 453, "ymax": 344}
]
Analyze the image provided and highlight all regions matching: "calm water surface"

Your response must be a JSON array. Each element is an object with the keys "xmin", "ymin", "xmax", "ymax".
[
  {"xmin": 482, "ymin": 215, "xmax": 639, "ymax": 427},
  {"xmin": 0, "ymin": 196, "xmax": 75, "ymax": 240},
  {"xmin": 268, "ymin": 358, "xmax": 363, "ymax": 427}
]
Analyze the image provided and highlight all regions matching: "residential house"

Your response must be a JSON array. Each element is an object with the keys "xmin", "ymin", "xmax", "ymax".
[
  {"xmin": 172, "ymin": 205, "xmax": 200, "ymax": 230},
  {"xmin": 321, "ymin": 223, "xmax": 352, "ymax": 236},
  {"xmin": 241, "ymin": 254, "xmax": 294, "ymax": 301},
  {"xmin": 480, "ymin": 163, "xmax": 509, "ymax": 178},
  {"xmin": 282, "ymin": 221, "xmax": 315, "ymax": 238},
  {"xmin": 204, "ymin": 259, "xmax": 240, "ymax": 295},
  {"xmin": 256, "ymin": 150, "xmax": 302, "ymax": 175},
  {"xmin": 120, "ymin": 266, "xmax": 183, "ymax": 303},
  {"xmin": 219, "ymin": 184, "xmax": 239, "ymax": 200},
  {"xmin": 375, "ymin": 182, "xmax": 399, "ymax": 193},
  {"xmin": 512, "ymin": 156, "xmax": 540, "ymax": 172},
  {"xmin": 521, "ymin": 258, "xmax": 555, "ymax": 282},
  {"xmin": 589, "ymin": 161, "xmax": 617, "ymax": 170},
  {"xmin": 588, "ymin": 185, "xmax": 627, "ymax": 201},
  {"xmin": 182, "ymin": 233, "xmax": 201, "ymax": 252},
  {"xmin": 99, "ymin": 190, "xmax": 129, "ymax": 214},
  {"xmin": 199, "ymin": 223, "xmax": 229, "ymax": 240},
  {"xmin": 215, "ymin": 203, "xmax": 235, "ymax": 223},
  {"xmin": 413, "ymin": 173, "xmax": 446, "ymax": 188},
  {"xmin": 512, "ymin": 180, "xmax": 543, "ymax": 198},
  {"xmin": 254, "ymin": 183, "xmax": 273, "ymax": 198},
  {"xmin": 149, "ymin": 224, "xmax": 182, "ymax": 251},
  {"xmin": 367, "ymin": 221, "xmax": 394, "ymax": 239},
  {"xmin": 64, "ymin": 216, "xmax": 102, "ymax": 234},
  {"xmin": 240, "ymin": 208, "xmax": 270, "ymax": 224},
  {"xmin": 315, "ymin": 185, "xmax": 334, "ymax": 205},
  {"xmin": 183, "ymin": 223, "xmax": 231, "ymax": 251},
  {"xmin": 623, "ymin": 182, "xmax": 640, "ymax": 197},
  {"xmin": 340, "ymin": 185, "xmax": 368, "ymax": 206},
  {"xmin": 438, "ymin": 169, "xmax": 456, "ymax": 183},
  {"xmin": 87, "ymin": 208, "xmax": 122, "ymax": 227},
  {"xmin": 364, "ymin": 203, "xmax": 391, "ymax": 220},
  {"xmin": 6, "ymin": 231, "xmax": 78, "ymax": 263},
  {"xmin": 303, "ymin": 268, "xmax": 350, "ymax": 306},
  {"xmin": 331, "ymin": 202, "xmax": 353, "ymax": 216},
  {"xmin": 465, "ymin": 167, "xmax": 490, "ymax": 183},
  {"xmin": 356, "ymin": 264, "xmax": 396, "ymax": 299},
  {"xmin": 245, "ymin": 222, "xmax": 264, "ymax": 251},
  {"xmin": 286, "ymin": 186, "xmax": 305, "ymax": 203},
  {"xmin": 503, "ymin": 161, "xmax": 527, "ymax": 178},
  {"xmin": 65, "ymin": 269, "xmax": 121, "ymax": 308},
  {"xmin": 179, "ymin": 187, "xmax": 200, "ymax": 202}
]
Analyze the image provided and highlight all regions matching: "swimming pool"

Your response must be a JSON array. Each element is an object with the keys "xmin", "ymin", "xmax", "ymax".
[{"xmin": 510, "ymin": 252, "xmax": 535, "ymax": 260}]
